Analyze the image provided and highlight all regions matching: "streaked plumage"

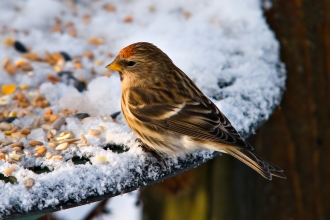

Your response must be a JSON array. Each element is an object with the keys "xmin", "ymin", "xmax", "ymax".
[{"xmin": 106, "ymin": 42, "xmax": 286, "ymax": 180}]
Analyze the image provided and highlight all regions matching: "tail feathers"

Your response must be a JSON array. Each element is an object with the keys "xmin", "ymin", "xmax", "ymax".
[
  {"xmin": 225, "ymin": 147, "xmax": 286, "ymax": 180},
  {"xmin": 254, "ymin": 154, "xmax": 286, "ymax": 179}
]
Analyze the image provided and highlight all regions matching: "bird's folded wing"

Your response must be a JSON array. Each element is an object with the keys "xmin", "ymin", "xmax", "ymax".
[{"xmin": 128, "ymin": 88, "xmax": 253, "ymax": 150}]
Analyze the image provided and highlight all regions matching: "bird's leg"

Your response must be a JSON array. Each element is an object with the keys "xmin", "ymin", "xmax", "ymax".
[
  {"xmin": 135, "ymin": 138, "xmax": 143, "ymax": 144},
  {"xmin": 135, "ymin": 138, "xmax": 168, "ymax": 170}
]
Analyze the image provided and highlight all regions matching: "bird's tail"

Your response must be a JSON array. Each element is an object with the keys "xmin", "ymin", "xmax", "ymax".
[{"xmin": 225, "ymin": 147, "xmax": 286, "ymax": 180}]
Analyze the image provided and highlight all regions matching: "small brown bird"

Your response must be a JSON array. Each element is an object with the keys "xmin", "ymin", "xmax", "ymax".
[{"xmin": 106, "ymin": 42, "xmax": 286, "ymax": 180}]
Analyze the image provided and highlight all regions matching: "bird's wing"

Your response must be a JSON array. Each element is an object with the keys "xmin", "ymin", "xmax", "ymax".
[{"xmin": 127, "ymin": 87, "xmax": 253, "ymax": 150}]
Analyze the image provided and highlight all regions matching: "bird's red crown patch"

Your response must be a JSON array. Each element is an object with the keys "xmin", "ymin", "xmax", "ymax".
[{"xmin": 119, "ymin": 43, "xmax": 137, "ymax": 59}]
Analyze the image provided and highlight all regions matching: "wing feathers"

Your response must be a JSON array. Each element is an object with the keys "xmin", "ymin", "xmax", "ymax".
[
  {"xmin": 132, "ymin": 103, "xmax": 184, "ymax": 120},
  {"xmin": 128, "ymin": 88, "xmax": 252, "ymax": 150}
]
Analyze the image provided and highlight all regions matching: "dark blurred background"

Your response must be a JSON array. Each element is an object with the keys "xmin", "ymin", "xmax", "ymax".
[{"xmin": 141, "ymin": 1, "xmax": 330, "ymax": 219}]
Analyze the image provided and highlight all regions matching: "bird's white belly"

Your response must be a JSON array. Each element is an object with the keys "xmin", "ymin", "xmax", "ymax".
[{"xmin": 146, "ymin": 134, "xmax": 227, "ymax": 157}]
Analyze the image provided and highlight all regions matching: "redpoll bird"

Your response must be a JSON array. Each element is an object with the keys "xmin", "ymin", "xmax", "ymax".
[{"xmin": 106, "ymin": 42, "xmax": 286, "ymax": 180}]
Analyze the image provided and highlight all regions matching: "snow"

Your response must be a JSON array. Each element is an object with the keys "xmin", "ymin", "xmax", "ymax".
[
  {"xmin": 55, "ymin": 202, "xmax": 101, "ymax": 220},
  {"xmin": 0, "ymin": 0, "xmax": 285, "ymax": 218},
  {"xmin": 54, "ymin": 190, "xmax": 141, "ymax": 220}
]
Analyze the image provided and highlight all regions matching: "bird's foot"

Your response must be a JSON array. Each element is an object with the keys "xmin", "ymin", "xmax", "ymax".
[
  {"xmin": 137, "ymin": 140, "xmax": 168, "ymax": 171},
  {"xmin": 135, "ymin": 138, "xmax": 143, "ymax": 144}
]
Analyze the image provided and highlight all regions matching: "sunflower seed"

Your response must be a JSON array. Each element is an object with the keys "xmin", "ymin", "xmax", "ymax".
[
  {"xmin": 89, "ymin": 129, "xmax": 101, "ymax": 136},
  {"xmin": 52, "ymin": 155, "xmax": 63, "ymax": 160},
  {"xmin": 0, "ymin": 153, "xmax": 5, "ymax": 160},
  {"xmin": 20, "ymin": 128, "xmax": 31, "ymax": 135},
  {"xmin": 0, "ymin": 122, "xmax": 11, "ymax": 131},
  {"xmin": 75, "ymin": 113, "xmax": 90, "ymax": 119},
  {"xmin": 12, "ymin": 147, "xmax": 22, "ymax": 152},
  {"xmin": 60, "ymin": 51, "xmax": 72, "ymax": 61},
  {"xmin": 55, "ymin": 142, "xmax": 69, "ymax": 151},
  {"xmin": 58, "ymin": 138, "xmax": 80, "ymax": 144},
  {"xmin": 3, "ymin": 165, "xmax": 15, "ymax": 176},
  {"xmin": 35, "ymin": 146, "xmax": 47, "ymax": 156},
  {"xmin": 23, "ymin": 149, "xmax": 31, "ymax": 156},
  {"xmin": 29, "ymin": 140, "xmax": 43, "ymax": 146},
  {"xmin": 14, "ymin": 41, "xmax": 28, "ymax": 53},
  {"xmin": 9, "ymin": 153, "xmax": 23, "ymax": 161},
  {"xmin": 81, "ymin": 134, "xmax": 87, "ymax": 144},
  {"xmin": 45, "ymin": 152, "xmax": 53, "ymax": 159},
  {"xmin": 25, "ymin": 178, "xmax": 35, "ymax": 189},
  {"xmin": 56, "ymin": 131, "xmax": 73, "ymax": 141}
]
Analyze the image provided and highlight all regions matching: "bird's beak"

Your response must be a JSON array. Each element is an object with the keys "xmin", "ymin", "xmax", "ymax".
[{"xmin": 106, "ymin": 60, "xmax": 122, "ymax": 72}]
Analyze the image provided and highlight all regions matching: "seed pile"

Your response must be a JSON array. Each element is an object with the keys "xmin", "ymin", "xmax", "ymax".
[
  {"xmin": 0, "ymin": 78, "xmax": 122, "ymax": 187},
  {"xmin": 0, "ymin": 1, "xmax": 132, "ymax": 189},
  {"xmin": 0, "ymin": 77, "xmax": 126, "ymax": 183}
]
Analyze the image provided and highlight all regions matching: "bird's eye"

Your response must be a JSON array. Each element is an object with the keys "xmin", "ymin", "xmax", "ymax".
[{"xmin": 127, "ymin": 61, "xmax": 136, "ymax": 67}]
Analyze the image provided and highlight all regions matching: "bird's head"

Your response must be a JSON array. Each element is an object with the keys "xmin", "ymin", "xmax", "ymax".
[{"xmin": 106, "ymin": 42, "xmax": 173, "ymax": 87}]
